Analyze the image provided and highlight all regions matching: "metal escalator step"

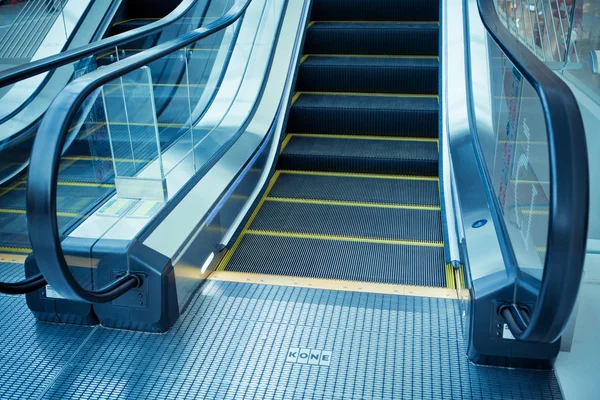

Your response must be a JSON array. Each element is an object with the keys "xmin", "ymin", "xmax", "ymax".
[
  {"xmin": 310, "ymin": 0, "xmax": 440, "ymax": 22},
  {"xmin": 304, "ymin": 22, "xmax": 439, "ymax": 56},
  {"xmin": 288, "ymin": 93, "xmax": 438, "ymax": 137},
  {"xmin": 297, "ymin": 55, "xmax": 439, "ymax": 94},
  {"xmin": 250, "ymin": 200, "xmax": 443, "ymax": 243},
  {"xmin": 224, "ymin": 234, "xmax": 446, "ymax": 287},
  {"xmin": 279, "ymin": 135, "xmax": 438, "ymax": 176},
  {"xmin": 271, "ymin": 171, "xmax": 440, "ymax": 206}
]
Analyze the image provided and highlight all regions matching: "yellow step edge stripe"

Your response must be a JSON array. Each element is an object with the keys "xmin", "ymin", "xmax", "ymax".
[
  {"xmin": 278, "ymin": 169, "xmax": 439, "ymax": 181},
  {"xmin": 217, "ymin": 171, "xmax": 282, "ymax": 271},
  {"xmin": 0, "ymin": 253, "xmax": 28, "ymax": 264},
  {"xmin": 291, "ymin": 92, "xmax": 302, "ymax": 105},
  {"xmin": 208, "ymin": 271, "xmax": 456, "ymax": 299},
  {"xmin": 265, "ymin": 196, "xmax": 440, "ymax": 211},
  {"xmin": 307, "ymin": 21, "xmax": 316, "ymax": 28},
  {"xmin": 279, "ymin": 135, "xmax": 293, "ymax": 154},
  {"xmin": 0, "ymin": 208, "xmax": 79, "ymax": 218},
  {"xmin": 0, "ymin": 247, "xmax": 31, "ymax": 254},
  {"xmin": 300, "ymin": 54, "xmax": 309, "ymax": 64},
  {"xmin": 295, "ymin": 91, "xmax": 438, "ymax": 99},
  {"xmin": 245, "ymin": 229, "xmax": 444, "ymax": 248},
  {"xmin": 304, "ymin": 54, "xmax": 439, "ymax": 60},
  {"xmin": 288, "ymin": 133, "xmax": 438, "ymax": 142},
  {"xmin": 445, "ymin": 264, "xmax": 455, "ymax": 289}
]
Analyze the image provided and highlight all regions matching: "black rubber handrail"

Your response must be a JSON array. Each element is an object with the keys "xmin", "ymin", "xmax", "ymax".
[
  {"xmin": 26, "ymin": 0, "xmax": 252, "ymax": 303},
  {"xmin": 0, "ymin": 274, "xmax": 46, "ymax": 295},
  {"xmin": 477, "ymin": 0, "xmax": 589, "ymax": 343}
]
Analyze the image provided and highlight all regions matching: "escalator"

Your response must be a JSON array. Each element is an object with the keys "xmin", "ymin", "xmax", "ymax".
[
  {"xmin": 219, "ymin": 3, "xmax": 445, "ymax": 287},
  {"xmin": 0, "ymin": 0, "xmax": 590, "ymax": 398},
  {"xmin": 0, "ymin": 0, "xmax": 238, "ymax": 295}
]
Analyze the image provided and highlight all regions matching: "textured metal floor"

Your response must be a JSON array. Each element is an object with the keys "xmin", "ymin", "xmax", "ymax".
[{"xmin": 0, "ymin": 277, "xmax": 562, "ymax": 399}]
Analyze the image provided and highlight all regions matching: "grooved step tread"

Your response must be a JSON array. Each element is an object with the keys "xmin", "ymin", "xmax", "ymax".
[
  {"xmin": 297, "ymin": 56, "xmax": 439, "ymax": 94},
  {"xmin": 224, "ymin": 234, "xmax": 446, "ymax": 287},
  {"xmin": 304, "ymin": 22, "xmax": 439, "ymax": 56},
  {"xmin": 309, "ymin": 21, "xmax": 439, "ymax": 30},
  {"xmin": 282, "ymin": 135, "xmax": 438, "ymax": 162},
  {"xmin": 250, "ymin": 201, "xmax": 443, "ymax": 243},
  {"xmin": 270, "ymin": 171, "xmax": 441, "ymax": 206},
  {"xmin": 292, "ymin": 93, "xmax": 438, "ymax": 111},
  {"xmin": 302, "ymin": 55, "xmax": 438, "ymax": 67}
]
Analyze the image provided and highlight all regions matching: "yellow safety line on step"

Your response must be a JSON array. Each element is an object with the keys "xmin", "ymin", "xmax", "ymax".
[
  {"xmin": 300, "ymin": 54, "xmax": 309, "ymax": 64},
  {"xmin": 291, "ymin": 92, "xmax": 301, "ymax": 105},
  {"xmin": 208, "ymin": 271, "xmax": 457, "ymax": 299},
  {"xmin": 0, "ymin": 253, "xmax": 27, "ymax": 264},
  {"xmin": 288, "ymin": 133, "xmax": 438, "ymax": 142},
  {"xmin": 264, "ymin": 197, "xmax": 440, "ymax": 211},
  {"xmin": 245, "ymin": 229, "xmax": 444, "ymax": 248},
  {"xmin": 217, "ymin": 171, "xmax": 282, "ymax": 271},
  {"xmin": 278, "ymin": 169, "xmax": 439, "ymax": 181}
]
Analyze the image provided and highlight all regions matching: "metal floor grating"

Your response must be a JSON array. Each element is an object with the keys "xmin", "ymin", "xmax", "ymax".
[{"xmin": 0, "ymin": 280, "xmax": 562, "ymax": 399}]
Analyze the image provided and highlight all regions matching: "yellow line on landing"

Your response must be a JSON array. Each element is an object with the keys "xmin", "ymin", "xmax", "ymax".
[
  {"xmin": 265, "ymin": 196, "xmax": 440, "ymax": 211},
  {"xmin": 245, "ymin": 229, "xmax": 444, "ymax": 248},
  {"xmin": 295, "ymin": 91, "xmax": 438, "ymax": 99},
  {"xmin": 0, "ymin": 253, "xmax": 27, "ymax": 264},
  {"xmin": 288, "ymin": 133, "xmax": 438, "ymax": 142},
  {"xmin": 208, "ymin": 271, "xmax": 456, "ymax": 299},
  {"xmin": 278, "ymin": 169, "xmax": 438, "ymax": 181}
]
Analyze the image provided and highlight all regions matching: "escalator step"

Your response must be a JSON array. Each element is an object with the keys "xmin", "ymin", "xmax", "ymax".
[
  {"xmin": 224, "ymin": 234, "xmax": 446, "ymax": 287},
  {"xmin": 304, "ymin": 22, "xmax": 439, "ymax": 56},
  {"xmin": 250, "ymin": 200, "xmax": 443, "ymax": 243},
  {"xmin": 287, "ymin": 93, "xmax": 438, "ymax": 137},
  {"xmin": 279, "ymin": 135, "xmax": 438, "ymax": 176},
  {"xmin": 310, "ymin": 0, "xmax": 439, "ymax": 22},
  {"xmin": 297, "ymin": 55, "xmax": 439, "ymax": 94},
  {"xmin": 271, "ymin": 171, "xmax": 440, "ymax": 206}
]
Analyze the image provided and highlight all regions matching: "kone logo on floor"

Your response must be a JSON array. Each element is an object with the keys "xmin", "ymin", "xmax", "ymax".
[{"xmin": 286, "ymin": 348, "xmax": 332, "ymax": 366}]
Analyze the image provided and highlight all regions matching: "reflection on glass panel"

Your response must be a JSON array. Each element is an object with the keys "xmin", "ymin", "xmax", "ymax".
[
  {"xmin": 477, "ymin": 33, "xmax": 551, "ymax": 293},
  {"xmin": 561, "ymin": 0, "xmax": 600, "ymax": 104}
]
